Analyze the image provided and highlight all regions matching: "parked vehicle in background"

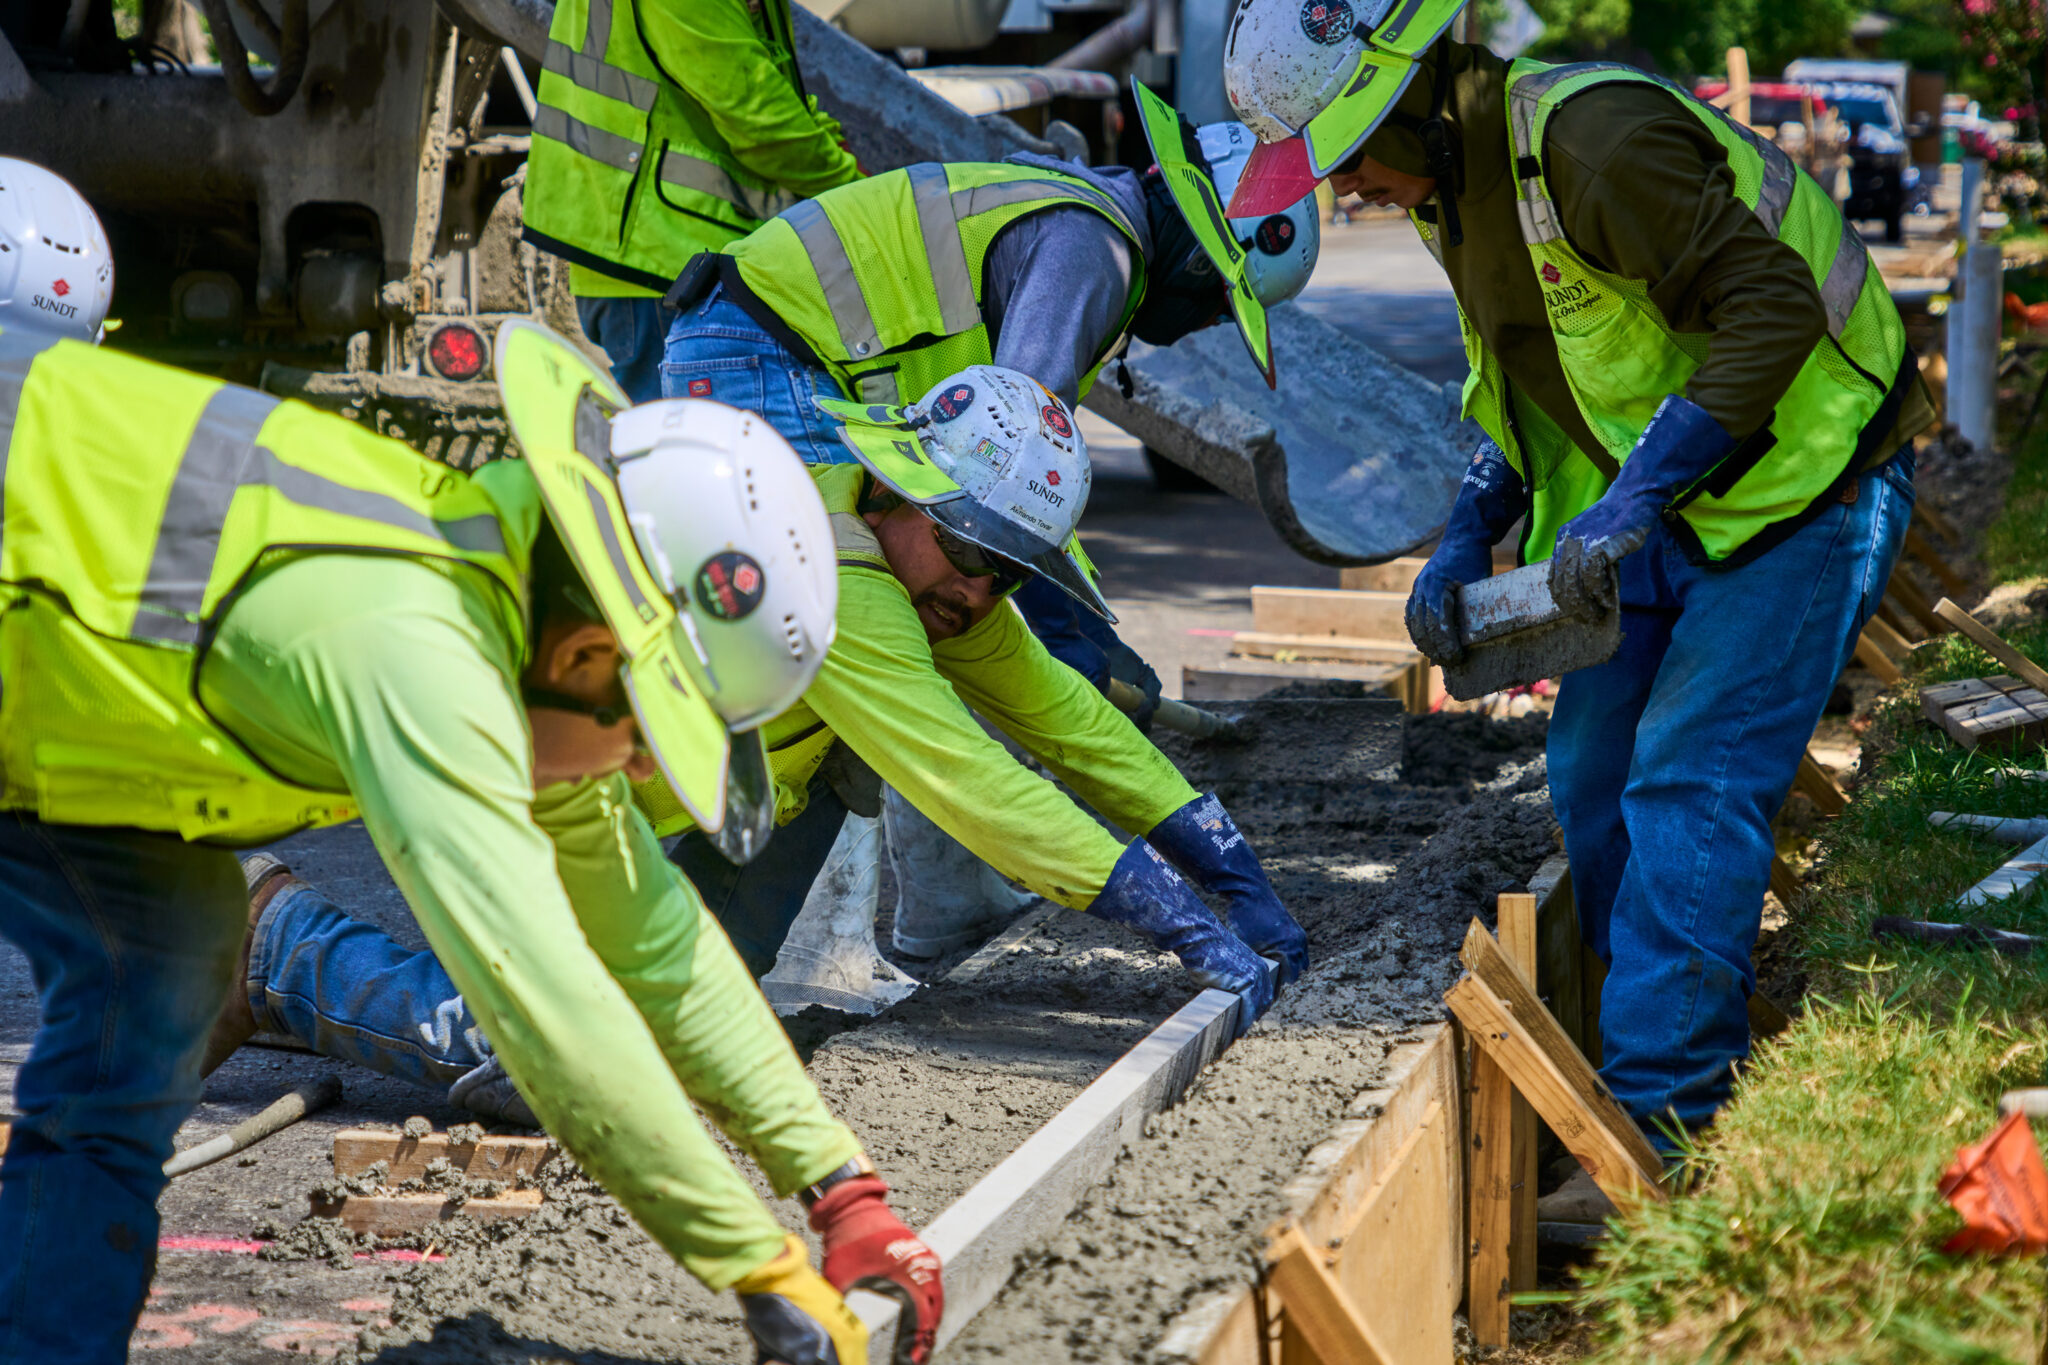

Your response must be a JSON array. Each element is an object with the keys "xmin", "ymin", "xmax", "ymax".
[
  {"xmin": 1692, "ymin": 79, "xmax": 1847, "ymax": 198},
  {"xmin": 1785, "ymin": 58, "xmax": 1934, "ymax": 243}
]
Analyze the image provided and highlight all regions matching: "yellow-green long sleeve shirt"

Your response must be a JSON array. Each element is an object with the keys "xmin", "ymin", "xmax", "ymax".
[
  {"xmin": 197, "ymin": 548, "xmax": 860, "ymax": 1289},
  {"xmin": 570, "ymin": 0, "xmax": 861, "ymax": 299},
  {"xmin": 642, "ymin": 464, "xmax": 1199, "ymax": 907}
]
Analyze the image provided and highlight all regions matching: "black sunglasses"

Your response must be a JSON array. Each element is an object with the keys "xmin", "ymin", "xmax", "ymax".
[{"xmin": 929, "ymin": 520, "xmax": 1028, "ymax": 598}]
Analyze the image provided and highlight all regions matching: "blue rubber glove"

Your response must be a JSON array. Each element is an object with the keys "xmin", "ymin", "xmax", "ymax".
[
  {"xmin": 1549, "ymin": 394, "xmax": 1735, "ymax": 616},
  {"xmin": 1405, "ymin": 439, "xmax": 1529, "ymax": 664},
  {"xmin": 1014, "ymin": 576, "xmax": 1163, "ymax": 730},
  {"xmin": 1089, "ymin": 838, "xmax": 1277, "ymax": 1035},
  {"xmin": 1105, "ymin": 642, "xmax": 1164, "ymax": 733},
  {"xmin": 1145, "ymin": 794, "xmax": 1308, "ymax": 985}
]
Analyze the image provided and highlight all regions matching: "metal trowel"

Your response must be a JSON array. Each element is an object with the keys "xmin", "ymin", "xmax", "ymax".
[{"xmin": 1440, "ymin": 561, "xmax": 1624, "ymax": 701}]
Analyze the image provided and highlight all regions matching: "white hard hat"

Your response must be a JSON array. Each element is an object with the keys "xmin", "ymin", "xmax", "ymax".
[
  {"xmin": 609, "ymin": 398, "xmax": 838, "ymax": 736},
  {"xmin": 495, "ymin": 320, "xmax": 838, "ymax": 864},
  {"xmin": 1222, "ymin": 0, "xmax": 1470, "ymax": 216},
  {"xmin": 816, "ymin": 365, "xmax": 1112, "ymax": 620},
  {"xmin": 1196, "ymin": 121, "xmax": 1320, "ymax": 309},
  {"xmin": 0, "ymin": 158, "xmax": 113, "ymax": 343}
]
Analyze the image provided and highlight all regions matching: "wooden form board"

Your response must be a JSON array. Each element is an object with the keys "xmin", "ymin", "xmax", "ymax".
[
  {"xmin": 1936, "ymin": 599, "xmax": 2048, "ymax": 694},
  {"xmin": 1446, "ymin": 922, "xmax": 1667, "ymax": 1209},
  {"xmin": 1922, "ymin": 676, "xmax": 2048, "ymax": 752},
  {"xmin": 1159, "ymin": 1028, "xmax": 1462, "ymax": 1365},
  {"xmin": 1338, "ymin": 557, "xmax": 1428, "ymax": 593},
  {"xmin": 1182, "ymin": 662, "xmax": 1409, "ymax": 703},
  {"xmin": 332, "ymin": 1128, "xmax": 555, "ymax": 1184},
  {"xmin": 851, "ymin": 988, "xmax": 1243, "ymax": 1364},
  {"xmin": 1250, "ymin": 586, "xmax": 1409, "ymax": 641},
  {"xmin": 309, "ymin": 1188, "xmax": 543, "ymax": 1234},
  {"xmin": 1229, "ymin": 631, "xmax": 1417, "ymax": 666},
  {"xmin": 1794, "ymin": 750, "xmax": 1849, "ymax": 817}
]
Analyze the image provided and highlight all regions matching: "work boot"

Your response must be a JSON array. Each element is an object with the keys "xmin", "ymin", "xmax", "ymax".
[
  {"xmin": 1536, "ymin": 1167, "xmax": 1616, "ymax": 1228},
  {"xmin": 883, "ymin": 787, "xmax": 1034, "ymax": 958},
  {"xmin": 199, "ymin": 854, "xmax": 298, "ymax": 1077}
]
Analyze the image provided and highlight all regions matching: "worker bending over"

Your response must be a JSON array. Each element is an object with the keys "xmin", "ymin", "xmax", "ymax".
[
  {"xmin": 522, "ymin": 0, "xmax": 861, "ymax": 400},
  {"xmin": 0, "ymin": 158, "xmax": 928, "ymax": 1363},
  {"xmin": 658, "ymin": 85, "xmax": 1321, "ymax": 733},
  {"xmin": 205, "ymin": 366, "xmax": 1309, "ymax": 1158},
  {"xmin": 1221, "ymin": 2, "xmax": 1929, "ymax": 1178}
]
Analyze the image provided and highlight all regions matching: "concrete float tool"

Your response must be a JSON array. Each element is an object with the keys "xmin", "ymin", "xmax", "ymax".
[{"xmin": 1440, "ymin": 560, "xmax": 1624, "ymax": 701}]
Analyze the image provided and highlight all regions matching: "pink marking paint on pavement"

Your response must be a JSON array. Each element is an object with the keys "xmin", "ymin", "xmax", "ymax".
[
  {"xmin": 1184, "ymin": 628, "xmax": 1238, "ymax": 637},
  {"xmin": 159, "ymin": 1234, "xmax": 443, "ymax": 1262}
]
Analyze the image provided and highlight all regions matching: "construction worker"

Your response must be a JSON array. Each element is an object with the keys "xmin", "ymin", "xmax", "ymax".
[
  {"xmin": 203, "ymin": 365, "xmax": 1308, "ymax": 1158},
  {"xmin": 0, "ymin": 156, "xmax": 931, "ymax": 1361},
  {"xmin": 659, "ymin": 87, "xmax": 1320, "ymax": 944},
  {"xmin": 521, "ymin": 0, "xmax": 862, "ymax": 401},
  {"xmin": 1220, "ymin": 2, "xmax": 1931, "ymax": 1187}
]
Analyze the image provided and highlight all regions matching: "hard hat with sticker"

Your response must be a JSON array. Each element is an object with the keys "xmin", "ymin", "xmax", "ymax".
[{"xmin": 814, "ymin": 364, "xmax": 1115, "ymax": 620}]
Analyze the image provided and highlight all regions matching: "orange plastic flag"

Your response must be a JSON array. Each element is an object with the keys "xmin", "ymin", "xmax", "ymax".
[{"xmin": 1938, "ymin": 1110, "xmax": 2048, "ymax": 1256}]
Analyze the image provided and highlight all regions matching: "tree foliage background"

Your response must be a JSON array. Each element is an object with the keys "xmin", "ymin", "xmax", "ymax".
[{"xmin": 1476, "ymin": 0, "xmax": 1972, "ymax": 91}]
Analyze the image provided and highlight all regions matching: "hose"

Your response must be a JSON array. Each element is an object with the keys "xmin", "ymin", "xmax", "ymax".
[
  {"xmin": 198, "ymin": 0, "xmax": 309, "ymax": 117},
  {"xmin": 163, "ymin": 1076, "xmax": 341, "ymax": 1177},
  {"xmin": 1047, "ymin": 0, "xmax": 1154, "ymax": 72}
]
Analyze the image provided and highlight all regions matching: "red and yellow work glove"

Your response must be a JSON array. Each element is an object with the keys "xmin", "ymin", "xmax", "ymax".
[
  {"xmin": 734, "ymin": 1235, "xmax": 868, "ymax": 1365},
  {"xmin": 809, "ymin": 1175, "xmax": 944, "ymax": 1364}
]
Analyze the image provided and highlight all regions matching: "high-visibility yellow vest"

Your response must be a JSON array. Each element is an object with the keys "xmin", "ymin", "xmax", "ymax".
[
  {"xmin": 720, "ymin": 162, "xmax": 1148, "ymax": 405},
  {"xmin": 1423, "ymin": 61, "xmax": 1912, "ymax": 565},
  {"xmin": 523, "ymin": 0, "xmax": 810, "ymax": 292},
  {"xmin": 0, "ymin": 332, "xmax": 533, "ymax": 843}
]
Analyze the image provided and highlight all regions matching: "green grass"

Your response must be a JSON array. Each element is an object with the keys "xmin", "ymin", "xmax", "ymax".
[
  {"xmin": 1568, "ymin": 634, "xmax": 2048, "ymax": 1363},
  {"xmin": 1984, "ymin": 423, "xmax": 2048, "ymax": 588}
]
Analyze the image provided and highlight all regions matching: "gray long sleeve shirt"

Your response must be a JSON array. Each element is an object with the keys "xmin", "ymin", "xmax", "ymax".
[{"xmin": 981, "ymin": 155, "xmax": 1153, "ymax": 407}]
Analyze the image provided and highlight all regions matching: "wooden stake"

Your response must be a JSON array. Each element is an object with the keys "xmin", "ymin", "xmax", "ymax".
[
  {"xmin": 332, "ymin": 1128, "xmax": 554, "ymax": 1184},
  {"xmin": 1266, "ymin": 1225, "xmax": 1393, "ymax": 1365},
  {"xmin": 1854, "ymin": 630, "xmax": 1905, "ymax": 685},
  {"xmin": 1769, "ymin": 855, "xmax": 1803, "ymax": 909},
  {"xmin": 310, "ymin": 1188, "xmax": 543, "ymax": 1235},
  {"xmin": 1863, "ymin": 612, "xmax": 1917, "ymax": 667},
  {"xmin": 1935, "ymin": 598, "xmax": 2048, "ymax": 695},
  {"xmin": 1886, "ymin": 566, "xmax": 1947, "ymax": 636},
  {"xmin": 1794, "ymin": 750, "xmax": 1849, "ymax": 818},
  {"xmin": 1498, "ymin": 895, "xmax": 1540, "ymax": 1297},
  {"xmin": 1908, "ymin": 526, "xmax": 1969, "ymax": 596},
  {"xmin": 1445, "ymin": 921, "xmax": 1668, "ymax": 1208}
]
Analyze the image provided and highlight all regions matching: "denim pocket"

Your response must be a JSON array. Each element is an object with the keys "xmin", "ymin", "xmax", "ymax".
[{"xmin": 660, "ymin": 353, "xmax": 765, "ymax": 408}]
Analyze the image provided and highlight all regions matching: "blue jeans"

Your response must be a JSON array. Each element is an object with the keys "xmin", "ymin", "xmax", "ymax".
[
  {"xmin": 575, "ymin": 295, "xmax": 674, "ymax": 405},
  {"xmin": 0, "ymin": 815, "xmax": 246, "ymax": 1365},
  {"xmin": 249, "ymin": 785, "xmax": 850, "ymax": 1084},
  {"xmin": 1550, "ymin": 450, "xmax": 1915, "ymax": 1141},
  {"xmin": 660, "ymin": 286, "xmax": 852, "ymax": 465}
]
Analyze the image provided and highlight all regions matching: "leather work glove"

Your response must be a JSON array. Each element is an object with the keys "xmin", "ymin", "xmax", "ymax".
[
  {"xmin": 809, "ymin": 1174, "xmax": 944, "ymax": 1364},
  {"xmin": 1088, "ymin": 839, "xmax": 1277, "ymax": 1035},
  {"xmin": 1549, "ymin": 394, "xmax": 1735, "ymax": 617},
  {"xmin": 1405, "ymin": 438, "xmax": 1529, "ymax": 664},
  {"xmin": 1145, "ymin": 794, "xmax": 1308, "ymax": 984},
  {"xmin": 1105, "ymin": 641, "xmax": 1164, "ymax": 733},
  {"xmin": 735, "ymin": 1235, "xmax": 869, "ymax": 1365}
]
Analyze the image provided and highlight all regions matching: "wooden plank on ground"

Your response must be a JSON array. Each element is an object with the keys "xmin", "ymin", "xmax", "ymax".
[
  {"xmin": 1855, "ymin": 630, "xmax": 1904, "ymax": 685},
  {"xmin": 332, "ymin": 1128, "xmax": 555, "ymax": 1184},
  {"xmin": 1957, "ymin": 834, "xmax": 2048, "ymax": 909},
  {"xmin": 1887, "ymin": 566, "xmax": 1946, "ymax": 636},
  {"xmin": 1249, "ymin": 586, "xmax": 1408, "ymax": 641},
  {"xmin": 1864, "ymin": 612, "xmax": 1917, "ymax": 667},
  {"xmin": 1935, "ymin": 598, "xmax": 2048, "ymax": 694},
  {"xmin": 1907, "ymin": 526, "xmax": 1969, "ymax": 596},
  {"xmin": 1445, "ymin": 922, "xmax": 1667, "ymax": 1208},
  {"xmin": 1164, "ymin": 1029, "xmax": 1459, "ymax": 1365},
  {"xmin": 1229, "ymin": 631, "xmax": 1419, "ymax": 667},
  {"xmin": 851, "ymin": 988, "xmax": 1244, "ymax": 1363},
  {"xmin": 1922, "ymin": 676, "xmax": 2048, "ymax": 752},
  {"xmin": 1769, "ymin": 855, "xmax": 1803, "ymax": 909},
  {"xmin": 1338, "ymin": 557, "xmax": 1428, "ymax": 593},
  {"xmin": 309, "ymin": 1188, "xmax": 543, "ymax": 1235},
  {"xmin": 1795, "ymin": 750, "xmax": 1849, "ymax": 817}
]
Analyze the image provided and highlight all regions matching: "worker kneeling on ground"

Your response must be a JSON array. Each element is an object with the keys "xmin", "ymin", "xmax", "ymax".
[
  {"xmin": 1222, "ymin": 1, "xmax": 1931, "ymax": 1199},
  {"xmin": 0, "ymin": 164, "xmax": 928, "ymax": 1362},
  {"xmin": 206, "ymin": 364, "xmax": 1308, "ymax": 1150},
  {"xmin": 657, "ymin": 84, "xmax": 1320, "ymax": 738}
]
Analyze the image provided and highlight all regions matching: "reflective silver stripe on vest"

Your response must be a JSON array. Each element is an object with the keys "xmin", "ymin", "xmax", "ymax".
[
  {"xmin": 948, "ymin": 177, "xmax": 1142, "ymax": 243},
  {"xmin": 783, "ymin": 198, "xmax": 882, "ymax": 361},
  {"xmin": 660, "ymin": 150, "xmax": 801, "ymax": 222},
  {"xmin": 910, "ymin": 164, "xmax": 981, "ymax": 337},
  {"xmin": 131, "ymin": 391, "xmax": 511, "ymax": 644},
  {"xmin": 0, "ymin": 332, "xmax": 59, "ymax": 571},
  {"xmin": 533, "ymin": 105, "xmax": 643, "ymax": 173},
  {"xmin": 854, "ymin": 372, "xmax": 900, "ymax": 404},
  {"xmin": 544, "ymin": 39, "xmax": 659, "ymax": 111},
  {"xmin": 134, "ymin": 386, "xmax": 283, "ymax": 638},
  {"xmin": 580, "ymin": 474, "xmax": 652, "ymax": 619},
  {"xmin": 1509, "ymin": 63, "xmax": 1640, "ymax": 246},
  {"xmin": 1819, "ymin": 219, "xmax": 1871, "ymax": 339}
]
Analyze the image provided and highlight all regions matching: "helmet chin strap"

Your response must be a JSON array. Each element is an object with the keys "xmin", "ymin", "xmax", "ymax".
[{"xmin": 1383, "ymin": 36, "xmax": 1464, "ymax": 248}]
